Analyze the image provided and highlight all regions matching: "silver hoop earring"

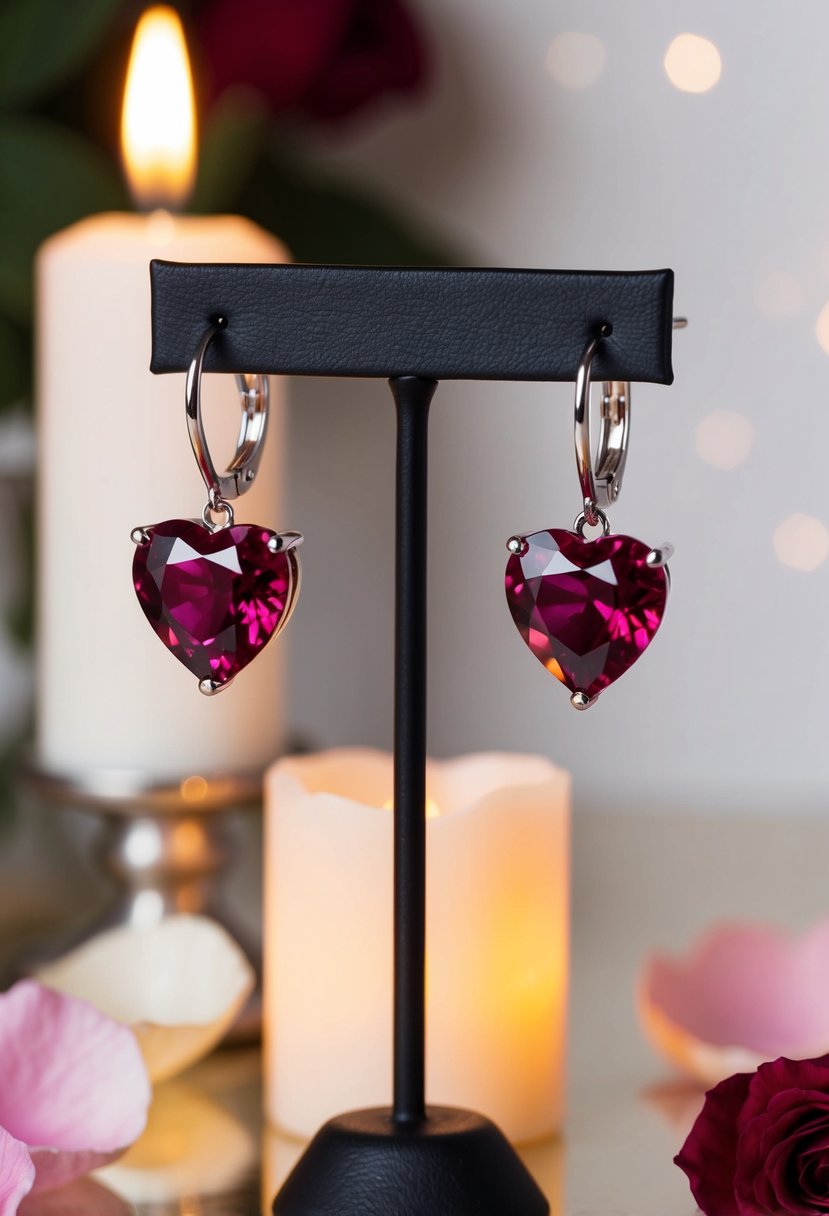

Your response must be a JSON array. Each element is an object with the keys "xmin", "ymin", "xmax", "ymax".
[
  {"xmin": 505, "ymin": 326, "xmax": 672, "ymax": 710},
  {"xmin": 131, "ymin": 318, "xmax": 302, "ymax": 695},
  {"xmin": 574, "ymin": 328, "xmax": 629, "ymax": 525}
]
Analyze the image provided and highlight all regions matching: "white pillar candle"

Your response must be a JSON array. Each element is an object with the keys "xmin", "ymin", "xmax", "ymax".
[
  {"xmin": 35, "ymin": 7, "xmax": 289, "ymax": 779},
  {"xmin": 264, "ymin": 749, "xmax": 570, "ymax": 1145},
  {"xmin": 36, "ymin": 215, "xmax": 287, "ymax": 779}
]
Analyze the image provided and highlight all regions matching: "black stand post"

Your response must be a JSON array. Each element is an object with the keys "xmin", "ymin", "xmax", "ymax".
[
  {"xmin": 148, "ymin": 261, "xmax": 676, "ymax": 1216},
  {"xmin": 273, "ymin": 373, "xmax": 547, "ymax": 1216},
  {"xmin": 391, "ymin": 375, "xmax": 434, "ymax": 1127}
]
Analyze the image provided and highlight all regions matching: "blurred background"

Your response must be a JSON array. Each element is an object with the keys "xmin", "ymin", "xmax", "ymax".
[
  {"xmin": 0, "ymin": 0, "xmax": 825, "ymax": 924},
  {"xmin": 290, "ymin": 0, "xmax": 829, "ymax": 814}
]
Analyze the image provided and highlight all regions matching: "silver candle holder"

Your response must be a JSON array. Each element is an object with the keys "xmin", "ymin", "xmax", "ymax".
[{"xmin": 22, "ymin": 763, "xmax": 263, "ymax": 1040}]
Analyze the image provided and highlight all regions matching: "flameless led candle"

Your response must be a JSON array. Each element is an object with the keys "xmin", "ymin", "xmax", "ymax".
[
  {"xmin": 264, "ymin": 749, "xmax": 570, "ymax": 1144},
  {"xmin": 36, "ymin": 7, "xmax": 288, "ymax": 778}
]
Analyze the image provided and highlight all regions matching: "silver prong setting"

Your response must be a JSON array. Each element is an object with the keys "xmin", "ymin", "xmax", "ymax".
[
  {"xmin": 268, "ymin": 531, "xmax": 304, "ymax": 554},
  {"xmin": 646, "ymin": 542, "xmax": 675, "ymax": 569},
  {"xmin": 570, "ymin": 690, "xmax": 595, "ymax": 711},
  {"xmin": 507, "ymin": 536, "xmax": 528, "ymax": 556},
  {"xmin": 199, "ymin": 678, "xmax": 232, "ymax": 696},
  {"xmin": 131, "ymin": 526, "xmax": 152, "ymax": 545}
]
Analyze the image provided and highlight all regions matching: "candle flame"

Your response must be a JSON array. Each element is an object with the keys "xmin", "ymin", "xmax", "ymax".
[
  {"xmin": 382, "ymin": 797, "xmax": 442, "ymax": 819},
  {"xmin": 121, "ymin": 6, "xmax": 197, "ymax": 210}
]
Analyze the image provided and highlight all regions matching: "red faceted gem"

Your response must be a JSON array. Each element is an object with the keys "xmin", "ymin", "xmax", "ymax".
[
  {"xmin": 505, "ymin": 528, "xmax": 668, "ymax": 702},
  {"xmin": 133, "ymin": 519, "xmax": 299, "ymax": 689}
]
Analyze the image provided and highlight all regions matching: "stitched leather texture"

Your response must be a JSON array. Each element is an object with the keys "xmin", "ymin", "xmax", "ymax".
[{"xmin": 150, "ymin": 263, "xmax": 674, "ymax": 384}]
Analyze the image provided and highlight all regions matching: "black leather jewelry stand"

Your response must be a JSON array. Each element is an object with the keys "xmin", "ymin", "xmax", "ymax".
[{"xmin": 150, "ymin": 263, "xmax": 675, "ymax": 1216}]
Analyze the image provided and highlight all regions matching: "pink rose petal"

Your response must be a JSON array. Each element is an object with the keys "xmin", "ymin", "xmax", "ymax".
[
  {"xmin": 645, "ymin": 922, "xmax": 829, "ymax": 1058},
  {"xmin": 0, "ymin": 1127, "xmax": 35, "ymax": 1216},
  {"xmin": 0, "ymin": 982, "xmax": 150, "ymax": 1193}
]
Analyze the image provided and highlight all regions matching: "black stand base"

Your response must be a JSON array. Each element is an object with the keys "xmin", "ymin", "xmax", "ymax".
[{"xmin": 272, "ymin": 1106, "xmax": 550, "ymax": 1216}]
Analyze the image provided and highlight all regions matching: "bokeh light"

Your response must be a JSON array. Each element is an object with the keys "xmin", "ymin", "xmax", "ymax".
[
  {"xmin": 695, "ymin": 410, "xmax": 754, "ymax": 470},
  {"xmin": 773, "ymin": 514, "xmax": 829, "ymax": 572},
  {"xmin": 755, "ymin": 270, "xmax": 802, "ymax": 319},
  {"xmin": 664, "ymin": 34, "xmax": 722, "ymax": 93},
  {"xmin": 546, "ymin": 32, "xmax": 607, "ymax": 89}
]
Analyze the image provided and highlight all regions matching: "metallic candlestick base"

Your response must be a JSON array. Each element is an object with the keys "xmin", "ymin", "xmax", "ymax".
[{"xmin": 21, "ymin": 763, "xmax": 264, "ymax": 1042}]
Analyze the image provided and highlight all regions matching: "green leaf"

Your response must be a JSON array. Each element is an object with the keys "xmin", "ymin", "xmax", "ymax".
[
  {"xmin": 0, "ymin": 0, "xmax": 122, "ymax": 108},
  {"xmin": 240, "ymin": 147, "xmax": 458, "ymax": 267},
  {"xmin": 190, "ymin": 89, "xmax": 271, "ymax": 215},
  {"xmin": 0, "ymin": 116, "xmax": 126, "ymax": 322},
  {"xmin": 0, "ymin": 314, "xmax": 30, "ymax": 411}
]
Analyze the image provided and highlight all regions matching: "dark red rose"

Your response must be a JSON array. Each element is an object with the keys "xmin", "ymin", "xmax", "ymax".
[
  {"xmin": 676, "ymin": 1055, "xmax": 829, "ymax": 1215},
  {"xmin": 196, "ymin": 0, "xmax": 429, "ymax": 122}
]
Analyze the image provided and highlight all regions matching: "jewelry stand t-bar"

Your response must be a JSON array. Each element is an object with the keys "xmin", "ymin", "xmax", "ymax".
[{"xmin": 150, "ymin": 263, "xmax": 676, "ymax": 1216}]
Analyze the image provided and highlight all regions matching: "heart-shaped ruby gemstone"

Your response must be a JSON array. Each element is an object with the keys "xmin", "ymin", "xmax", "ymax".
[
  {"xmin": 133, "ymin": 519, "xmax": 298, "ymax": 688},
  {"xmin": 505, "ymin": 528, "xmax": 668, "ymax": 701}
]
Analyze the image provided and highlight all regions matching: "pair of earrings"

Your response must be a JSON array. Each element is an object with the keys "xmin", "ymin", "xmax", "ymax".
[{"xmin": 132, "ymin": 322, "xmax": 669, "ymax": 708}]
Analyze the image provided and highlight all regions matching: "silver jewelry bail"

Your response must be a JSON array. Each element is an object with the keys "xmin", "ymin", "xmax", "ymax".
[
  {"xmin": 185, "ymin": 319, "xmax": 269, "ymax": 504},
  {"xmin": 574, "ymin": 326, "xmax": 629, "ymax": 526}
]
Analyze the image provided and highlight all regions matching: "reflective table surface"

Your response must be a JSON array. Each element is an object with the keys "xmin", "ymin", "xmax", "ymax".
[{"xmin": 22, "ymin": 808, "xmax": 829, "ymax": 1215}]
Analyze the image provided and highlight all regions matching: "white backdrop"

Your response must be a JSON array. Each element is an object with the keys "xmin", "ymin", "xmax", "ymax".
[{"xmin": 285, "ymin": 0, "xmax": 829, "ymax": 812}]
